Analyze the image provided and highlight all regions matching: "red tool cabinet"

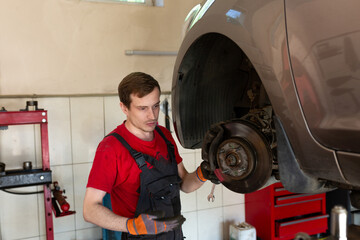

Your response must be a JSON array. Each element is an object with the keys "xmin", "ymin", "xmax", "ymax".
[{"xmin": 245, "ymin": 182, "xmax": 328, "ymax": 240}]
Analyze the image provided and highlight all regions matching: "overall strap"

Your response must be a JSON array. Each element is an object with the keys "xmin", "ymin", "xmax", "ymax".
[
  {"xmin": 107, "ymin": 132, "xmax": 146, "ymax": 168},
  {"xmin": 155, "ymin": 126, "xmax": 174, "ymax": 150}
]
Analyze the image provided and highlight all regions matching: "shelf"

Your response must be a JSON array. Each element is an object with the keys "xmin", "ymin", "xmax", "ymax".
[{"xmin": 0, "ymin": 169, "xmax": 52, "ymax": 189}]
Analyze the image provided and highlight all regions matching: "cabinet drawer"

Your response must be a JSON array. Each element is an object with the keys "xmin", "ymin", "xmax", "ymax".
[
  {"xmin": 275, "ymin": 193, "xmax": 325, "ymax": 205},
  {"xmin": 274, "ymin": 198, "xmax": 324, "ymax": 220},
  {"xmin": 274, "ymin": 186, "xmax": 293, "ymax": 197},
  {"xmin": 276, "ymin": 214, "xmax": 328, "ymax": 239}
]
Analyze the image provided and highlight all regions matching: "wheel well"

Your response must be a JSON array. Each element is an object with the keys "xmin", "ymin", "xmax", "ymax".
[{"xmin": 175, "ymin": 33, "xmax": 270, "ymax": 148}]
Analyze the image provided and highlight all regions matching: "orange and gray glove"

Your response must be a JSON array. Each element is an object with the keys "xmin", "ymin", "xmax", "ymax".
[
  {"xmin": 126, "ymin": 212, "xmax": 186, "ymax": 235},
  {"xmin": 196, "ymin": 161, "xmax": 220, "ymax": 184},
  {"xmin": 198, "ymin": 123, "xmax": 224, "ymax": 184}
]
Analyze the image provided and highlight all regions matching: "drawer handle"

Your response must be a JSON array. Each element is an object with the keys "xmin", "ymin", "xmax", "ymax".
[
  {"xmin": 280, "ymin": 215, "xmax": 329, "ymax": 227},
  {"xmin": 277, "ymin": 193, "xmax": 316, "ymax": 201},
  {"xmin": 275, "ymin": 198, "xmax": 323, "ymax": 207}
]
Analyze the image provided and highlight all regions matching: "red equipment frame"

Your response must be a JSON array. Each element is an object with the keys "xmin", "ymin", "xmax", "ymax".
[{"xmin": 0, "ymin": 110, "xmax": 54, "ymax": 240}]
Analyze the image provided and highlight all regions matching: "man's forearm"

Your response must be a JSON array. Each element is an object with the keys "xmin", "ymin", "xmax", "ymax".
[
  {"xmin": 83, "ymin": 188, "xmax": 129, "ymax": 232},
  {"xmin": 180, "ymin": 171, "xmax": 205, "ymax": 193}
]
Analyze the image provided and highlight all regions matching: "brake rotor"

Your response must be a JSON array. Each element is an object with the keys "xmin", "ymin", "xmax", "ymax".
[{"xmin": 215, "ymin": 120, "xmax": 272, "ymax": 193}]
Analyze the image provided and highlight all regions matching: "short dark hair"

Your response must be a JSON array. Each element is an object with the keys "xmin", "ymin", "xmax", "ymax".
[{"xmin": 118, "ymin": 72, "xmax": 161, "ymax": 108}]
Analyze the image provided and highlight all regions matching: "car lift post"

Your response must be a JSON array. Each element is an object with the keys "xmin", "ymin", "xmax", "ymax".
[{"xmin": 0, "ymin": 107, "xmax": 54, "ymax": 240}]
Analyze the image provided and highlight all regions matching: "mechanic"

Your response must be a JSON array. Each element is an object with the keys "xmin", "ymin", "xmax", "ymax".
[{"xmin": 83, "ymin": 72, "xmax": 218, "ymax": 239}]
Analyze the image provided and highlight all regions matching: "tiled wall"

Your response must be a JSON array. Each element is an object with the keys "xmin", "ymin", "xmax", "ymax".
[{"xmin": 0, "ymin": 95, "xmax": 245, "ymax": 240}]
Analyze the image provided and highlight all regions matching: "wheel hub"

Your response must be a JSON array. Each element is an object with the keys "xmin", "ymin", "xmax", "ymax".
[
  {"xmin": 213, "ymin": 120, "xmax": 273, "ymax": 193},
  {"xmin": 217, "ymin": 138, "xmax": 255, "ymax": 180}
]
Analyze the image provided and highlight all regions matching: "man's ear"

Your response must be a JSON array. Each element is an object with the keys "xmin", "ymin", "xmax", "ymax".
[{"xmin": 120, "ymin": 102, "xmax": 129, "ymax": 115}]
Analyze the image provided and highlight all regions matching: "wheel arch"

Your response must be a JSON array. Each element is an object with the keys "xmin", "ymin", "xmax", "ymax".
[{"xmin": 172, "ymin": 32, "xmax": 271, "ymax": 149}]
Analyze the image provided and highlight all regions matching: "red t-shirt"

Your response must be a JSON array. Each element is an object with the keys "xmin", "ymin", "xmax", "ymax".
[{"xmin": 86, "ymin": 123, "xmax": 183, "ymax": 218}]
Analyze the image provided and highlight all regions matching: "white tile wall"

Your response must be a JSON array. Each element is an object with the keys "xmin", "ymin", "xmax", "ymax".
[
  {"xmin": 158, "ymin": 94, "xmax": 171, "ymax": 130},
  {"xmin": 180, "ymin": 152, "xmax": 197, "ymax": 213},
  {"xmin": 0, "ymin": 186, "xmax": 40, "ymax": 240},
  {"xmin": 75, "ymin": 227, "xmax": 102, "ymax": 240},
  {"xmin": 198, "ymin": 208, "xmax": 223, "ymax": 240},
  {"xmin": 0, "ymin": 124, "xmax": 35, "ymax": 169},
  {"xmin": 54, "ymin": 231, "xmax": 76, "ymax": 240},
  {"xmin": 73, "ymin": 163, "xmax": 94, "ymax": 230},
  {"xmin": 223, "ymin": 204, "xmax": 246, "ymax": 240},
  {"xmin": 223, "ymin": 187, "xmax": 245, "ymax": 206},
  {"xmin": 24, "ymin": 237, "xmax": 41, "ymax": 240},
  {"xmin": 0, "ymin": 98, "xmax": 37, "ymax": 169},
  {"xmin": 38, "ymin": 231, "xmax": 78, "ymax": 240},
  {"xmin": 182, "ymin": 211, "xmax": 198, "ymax": 240},
  {"xmin": 103, "ymin": 96, "xmax": 126, "ymax": 134},
  {"xmin": 35, "ymin": 98, "xmax": 72, "ymax": 166},
  {"xmin": 70, "ymin": 97, "xmax": 105, "ymax": 164},
  {"xmin": 0, "ymin": 95, "xmax": 245, "ymax": 240},
  {"xmin": 0, "ymin": 98, "xmax": 33, "ymax": 112}
]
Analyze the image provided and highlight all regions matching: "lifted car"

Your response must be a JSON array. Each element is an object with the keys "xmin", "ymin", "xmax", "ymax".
[{"xmin": 171, "ymin": 0, "xmax": 360, "ymax": 207}]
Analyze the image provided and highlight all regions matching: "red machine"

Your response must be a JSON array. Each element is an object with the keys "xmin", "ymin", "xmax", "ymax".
[
  {"xmin": 52, "ymin": 181, "xmax": 76, "ymax": 217},
  {"xmin": 0, "ymin": 101, "xmax": 75, "ymax": 240}
]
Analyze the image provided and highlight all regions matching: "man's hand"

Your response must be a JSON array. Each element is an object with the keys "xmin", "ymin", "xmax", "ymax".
[
  {"xmin": 196, "ymin": 161, "xmax": 220, "ymax": 184},
  {"xmin": 202, "ymin": 124, "xmax": 224, "ymax": 170},
  {"xmin": 199, "ymin": 123, "xmax": 224, "ymax": 184},
  {"xmin": 127, "ymin": 212, "xmax": 186, "ymax": 235}
]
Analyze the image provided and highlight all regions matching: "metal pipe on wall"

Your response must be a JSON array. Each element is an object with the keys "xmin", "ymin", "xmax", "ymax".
[{"xmin": 125, "ymin": 50, "xmax": 177, "ymax": 56}]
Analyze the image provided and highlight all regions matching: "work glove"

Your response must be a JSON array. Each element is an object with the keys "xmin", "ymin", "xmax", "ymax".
[
  {"xmin": 202, "ymin": 124, "xmax": 224, "ymax": 168},
  {"xmin": 196, "ymin": 161, "xmax": 220, "ymax": 184},
  {"xmin": 127, "ymin": 211, "xmax": 186, "ymax": 236},
  {"xmin": 198, "ymin": 123, "xmax": 224, "ymax": 184}
]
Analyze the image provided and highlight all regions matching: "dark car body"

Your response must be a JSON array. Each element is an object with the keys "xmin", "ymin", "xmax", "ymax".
[{"xmin": 172, "ymin": 0, "xmax": 360, "ymax": 196}]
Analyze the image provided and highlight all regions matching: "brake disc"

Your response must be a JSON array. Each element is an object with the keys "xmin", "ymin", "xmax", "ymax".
[{"xmin": 215, "ymin": 120, "xmax": 272, "ymax": 193}]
